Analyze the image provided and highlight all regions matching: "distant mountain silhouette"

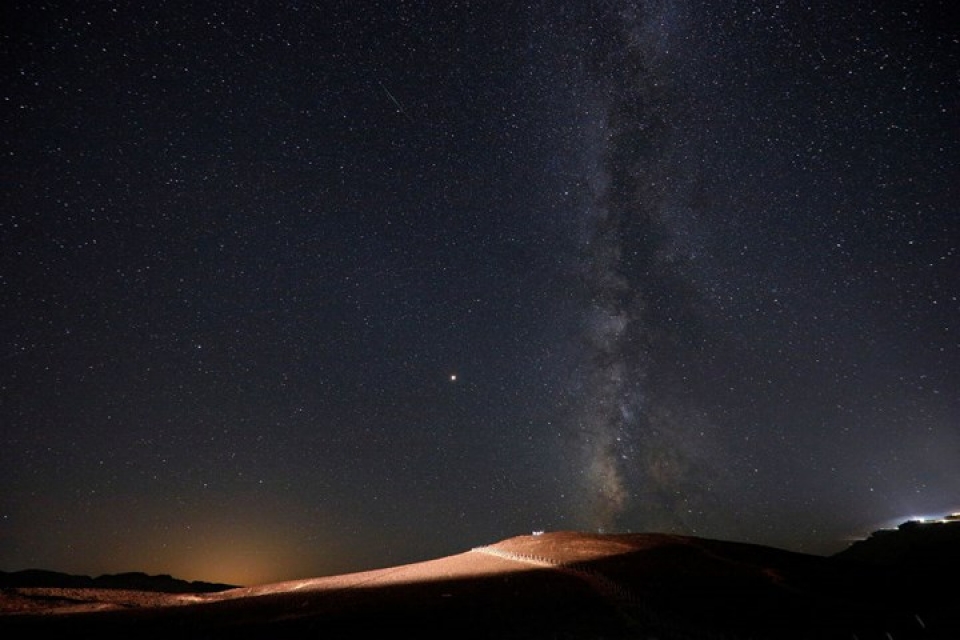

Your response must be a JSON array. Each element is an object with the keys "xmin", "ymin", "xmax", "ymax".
[{"xmin": 0, "ymin": 569, "xmax": 235, "ymax": 593}]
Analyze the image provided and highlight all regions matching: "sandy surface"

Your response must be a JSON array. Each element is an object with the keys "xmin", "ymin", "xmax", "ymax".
[{"xmin": 1, "ymin": 531, "xmax": 956, "ymax": 639}]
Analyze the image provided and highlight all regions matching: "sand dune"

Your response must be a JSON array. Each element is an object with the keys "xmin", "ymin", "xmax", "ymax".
[{"xmin": 2, "ymin": 529, "xmax": 958, "ymax": 638}]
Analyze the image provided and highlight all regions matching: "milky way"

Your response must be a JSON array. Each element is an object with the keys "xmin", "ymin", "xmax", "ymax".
[
  {"xmin": 562, "ymin": 0, "xmax": 959, "ymax": 542},
  {"xmin": 566, "ymin": 1, "xmax": 724, "ymax": 533}
]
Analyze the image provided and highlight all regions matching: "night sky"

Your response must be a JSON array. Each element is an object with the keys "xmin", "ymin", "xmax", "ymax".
[{"xmin": 2, "ymin": 1, "xmax": 958, "ymax": 587}]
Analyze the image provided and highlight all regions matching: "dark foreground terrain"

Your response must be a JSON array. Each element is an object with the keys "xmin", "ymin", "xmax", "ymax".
[{"xmin": 2, "ymin": 521, "xmax": 958, "ymax": 639}]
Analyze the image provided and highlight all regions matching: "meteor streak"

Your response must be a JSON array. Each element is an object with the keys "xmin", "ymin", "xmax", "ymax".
[{"xmin": 379, "ymin": 81, "xmax": 413, "ymax": 122}]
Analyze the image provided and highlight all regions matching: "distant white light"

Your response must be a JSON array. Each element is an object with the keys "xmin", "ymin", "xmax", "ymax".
[
  {"xmin": 880, "ymin": 510, "xmax": 960, "ymax": 530},
  {"xmin": 450, "ymin": 374, "xmax": 457, "ymax": 382}
]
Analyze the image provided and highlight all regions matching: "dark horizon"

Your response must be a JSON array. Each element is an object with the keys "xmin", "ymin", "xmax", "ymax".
[{"xmin": 2, "ymin": 510, "xmax": 957, "ymax": 587}]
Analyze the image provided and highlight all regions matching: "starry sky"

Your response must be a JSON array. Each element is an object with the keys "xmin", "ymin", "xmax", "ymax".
[{"xmin": 2, "ymin": 1, "xmax": 958, "ymax": 586}]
